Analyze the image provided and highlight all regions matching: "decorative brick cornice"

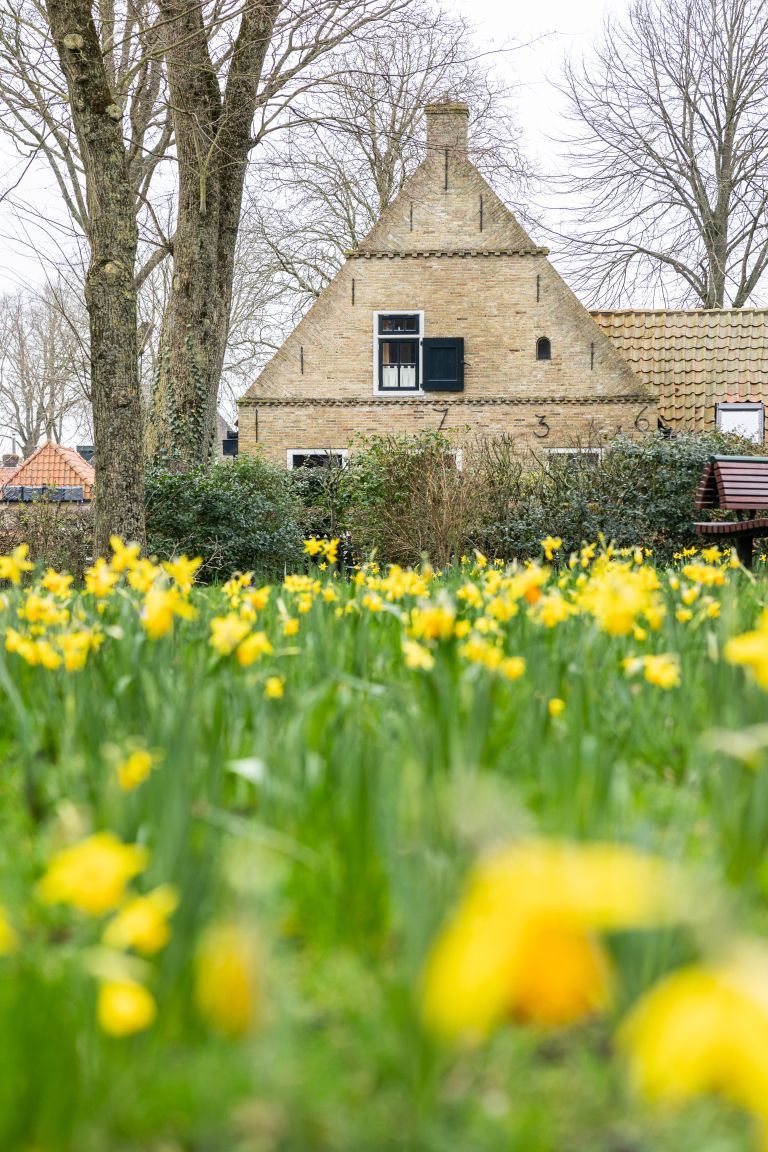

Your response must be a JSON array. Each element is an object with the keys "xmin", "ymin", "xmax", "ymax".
[
  {"xmin": 239, "ymin": 394, "xmax": 649, "ymax": 409},
  {"xmin": 344, "ymin": 248, "xmax": 549, "ymax": 259}
]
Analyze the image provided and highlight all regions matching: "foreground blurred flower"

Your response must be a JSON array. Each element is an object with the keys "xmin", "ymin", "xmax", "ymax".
[
  {"xmin": 620, "ymin": 949, "xmax": 768, "ymax": 1148},
  {"xmin": 725, "ymin": 610, "xmax": 768, "ymax": 689},
  {"xmin": 0, "ymin": 543, "xmax": 34, "ymax": 585},
  {"xmin": 98, "ymin": 979, "xmax": 156, "ymax": 1036},
  {"xmin": 263, "ymin": 676, "xmax": 285, "ymax": 700},
  {"xmin": 422, "ymin": 840, "xmax": 684, "ymax": 1042},
  {"xmin": 141, "ymin": 586, "xmax": 196, "ymax": 640},
  {"xmin": 103, "ymin": 885, "xmax": 179, "ymax": 955},
  {"xmin": 623, "ymin": 653, "xmax": 681, "ymax": 690},
  {"xmin": 548, "ymin": 697, "xmax": 566, "ymax": 718},
  {"xmin": 195, "ymin": 922, "xmax": 260, "ymax": 1037},
  {"xmin": 38, "ymin": 832, "xmax": 148, "ymax": 915}
]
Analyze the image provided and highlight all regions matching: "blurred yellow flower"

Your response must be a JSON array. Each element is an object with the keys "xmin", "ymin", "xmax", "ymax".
[
  {"xmin": 210, "ymin": 613, "xmax": 250, "ymax": 656},
  {"xmin": 98, "ymin": 979, "xmax": 156, "ymax": 1036},
  {"xmin": 0, "ymin": 906, "xmax": 18, "ymax": 954},
  {"xmin": 402, "ymin": 639, "xmax": 435, "ymax": 671},
  {"xmin": 541, "ymin": 536, "xmax": 563, "ymax": 562},
  {"xmin": 162, "ymin": 555, "xmax": 202, "ymax": 594},
  {"xmin": 236, "ymin": 631, "xmax": 273, "ymax": 667},
  {"xmin": 116, "ymin": 748, "xmax": 157, "ymax": 791},
  {"xmin": 195, "ymin": 922, "xmax": 259, "ymax": 1037},
  {"xmin": 264, "ymin": 676, "xmax": 285, "ymax": 699},
  {"xmin": 40, "ymin": 568, "xmax": 74, "ymax": 598},
  {"xmin": 620, "ymin": 950, "xmax": 768, "ymax": 1144},
  {"xmin": 303, "ymin": 538, "xmax": 324, "ymax": 556},
  {"xmin": 141, "ymin": 586, "xmax": 196, "ymax": 640},
  {"xmin": 38, "ymin": 832, "xmax": 148, "ymax": 916},
  {"xmin": 548, "ymin": 697, "xmax": 566, "ymax": 718},
  {"xmin": 283, "ymin": 617, "xmax": 299, "ymax": 637},
  {"xmin": 725, "ymin": 612, "xmax": 768, "ymax": 689},
  {"xmin": 109, "ymin": 537, "xmax": 141, "ymax": 574},
  {"xmin": 85, "ymin": 558, "xmax": 119, "ymax": 598},
  {"xmin": 0, "ymin": 543, "xmax": 34, "ymax": 585},
  {"xmin": 422, "ymin": 840, "xmax": 683, "ymax": 1042},
  {"xmin": 103, "ymin": 885, "xmax": 179, "ymax": 955}
]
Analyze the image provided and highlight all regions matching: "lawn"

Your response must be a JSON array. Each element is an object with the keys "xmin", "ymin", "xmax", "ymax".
[{"xmin": 1, "ymin": 538, "xmax": 767, "ymax": 1151}]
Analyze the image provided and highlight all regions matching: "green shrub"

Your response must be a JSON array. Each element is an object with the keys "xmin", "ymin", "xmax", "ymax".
[
  {"xmin": 0, "ymin": 502, "xmax": 93, "ymax": 578},
  {"xmin": 145, "ymin": 456, "xmax": 304, "ymax": 579},
  {"xmin": 340, "ymin": 430, "xmax": 484, "ymax": 567},
  {"xmin": 473, "ymin": 430, "xmax": 767, "ymax": 563}
]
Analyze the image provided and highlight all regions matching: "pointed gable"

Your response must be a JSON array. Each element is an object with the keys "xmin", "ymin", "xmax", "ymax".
[{"xmin": 2, "ymin": 442, "xmax": 95, "ymax": 499}]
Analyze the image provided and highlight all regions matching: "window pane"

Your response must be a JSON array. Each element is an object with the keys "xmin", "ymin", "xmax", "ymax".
[
  {"xmin": 399, "ymin": 342, "xmax": 416, "ymax": 364},
  {"xmin": 400, "ymin": 364, "xmax": 416, "ymax": 388},
  {"xmin": 379, "ymin": 314, "xmax": 419, "ymax": 334},
  {"xmin": 381, "ymin": 365, "xmax": 399, "ymax": 388},
  {"xmin": 718, "ymin": 406, "xmax": 763, "ymax": 443}
]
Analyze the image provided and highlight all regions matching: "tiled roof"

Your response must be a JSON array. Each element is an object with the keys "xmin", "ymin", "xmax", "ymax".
[
  {"xmin": 2, "ymin": 442, "xmax": 95, "ymax": 499},
  {"xmin": 591, "ymin": 308, "xmax": 768, "ymax": 427}
]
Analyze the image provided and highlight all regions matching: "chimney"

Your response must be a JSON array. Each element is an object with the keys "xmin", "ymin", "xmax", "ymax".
[
  {"xmin": 425, "ymin": 101, "xmax": 469, "ymax": 154},
  {"xmin": 2, "ymin": 454, "xmax": 19, "ymax": 469}
]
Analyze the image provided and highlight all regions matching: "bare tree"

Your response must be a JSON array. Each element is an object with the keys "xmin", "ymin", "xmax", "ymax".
[
  {"xmin": 0, "ymin": 287, "xmax": 91, "ymax": 456},
  {"xmin": 147, "ymin": 0, "xmax": 417, "ymax": 467},
  {"xmin": 557, "ymin": 0, "xmax": 768, "ymax": 308},
  {"xmin": 43, "ymin": 0, "xmax": 146, "ymax": 550},
  {"xmin": 234, "ymin": 5, "xmax": 530, "ymax": 350}
]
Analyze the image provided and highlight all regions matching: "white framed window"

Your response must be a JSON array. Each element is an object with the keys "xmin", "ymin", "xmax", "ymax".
[
  {"xmin": 287, "ymin": 449, "xmax": 348, "ymax": 470},
  {"xmin": 545, "ymin": 447, "xmax": 603, "ymax": 459},
  {"xmin": 716, "ymin": 402, "xmax": 764, "ymax": 444},
  {"xmin": 373, "ymin": 311, "xmax": 424, "ymax": 395}
]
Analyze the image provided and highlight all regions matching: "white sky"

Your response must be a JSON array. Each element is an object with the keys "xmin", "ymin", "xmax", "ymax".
[{"xmin": 0, "ymin": 0, "xmax": 624, "ymax": 294}]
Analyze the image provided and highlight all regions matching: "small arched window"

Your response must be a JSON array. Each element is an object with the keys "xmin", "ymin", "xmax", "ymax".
[{"xmin": 536, "ymin": 337, "xmax": 552, "ymax": 361}]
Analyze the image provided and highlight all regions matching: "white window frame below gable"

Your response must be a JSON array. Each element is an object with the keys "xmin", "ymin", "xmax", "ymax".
[
  {"xmin": 716, "ymin": 402, "xmax": 765, "ymax": 444},
  {"xmin": 286, "ymin": 449, "xmax": 349, "ymax": 469},
  {"xmin": 373, "ymin": 310, "xmax": 425, "ymax": 397}
]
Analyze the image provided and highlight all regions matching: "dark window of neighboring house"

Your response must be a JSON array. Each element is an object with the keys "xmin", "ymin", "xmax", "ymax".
[
  {"xmin": 287, "ymin": 451, "xmax": 347, "ymax": 470},
  {"xmin": 378, "ymin": 314, "xmax": 420, "ymax": 391},
  {"xmin": 536, "ymin": 336, "xmax": 552, "ymax": 361}
]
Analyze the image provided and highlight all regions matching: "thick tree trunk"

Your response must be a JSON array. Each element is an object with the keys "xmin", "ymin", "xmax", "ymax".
[
  {"xmin": 147, "ymin": 0, "xmax": 280, "ymax": 469},
  {"xmin": 45, "ymin": 0, "xmax": 145, "ymax": 553}
]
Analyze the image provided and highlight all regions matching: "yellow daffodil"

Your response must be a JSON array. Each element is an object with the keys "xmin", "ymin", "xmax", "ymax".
[
  {"xmin": 116, "ymin": 748, "xmax": 158, "ymax": 791},
  {"xmin": 60, "ymin": 629, "xmax": 102, "ymax": 672},
  {"xmin": 141, "ymin": 586, "xmax": 196, "ymax": 640},
  {"xmin": 210, "ymin": 613, "xmax": 250, "ymax": 656},
  {"xmin": 109, "ymin": 536, "xmax": 141, "ymax": 574},
  {"xmin": 236, "ymin": 631, "xmax": 272, "ymax": 667},
  {"xmin": 40, "ymin": 568, "xmax": 74, "ymax": 598},
  {"xmin": 38, "ymin": 832, "xmax": 148, "ymax": 916},
  {"xmin": 541, "ymin": 536, "xmax": 563, "ymax": 562},
  {"xmin": 85, "ymin": 558, "xmax": 119, "ymax": 598},
  {"xmin": 263, "ymin": 676, "xmax": 285, "ymax": 699},
  {"xmin": 548, "ymin": 697, "xmax": 566, "ymax": 718},
  {"xmin": 98, "ymin": 979, "xmax": 157, "ymax": 1036},
  {"xmin": 195, "ymin": 922, "xmax": 259, "ymax": 1037},
  {"xmin": 103, "ymin": 885, "xmax": 179, "ymax": 955},
  {"xmin": 422, "ymin": 840, "xmax": 684, "ymax": 1042},
  {"xmin": 282, "ymin": 617, "xmax": 299, "ymax": 637},
  {"xmin": 620, "ymin": 948, "xmax": 768, "ymax": 1146},
  {"xmin": 0, "ymin": 906, "xmax": 18, "ymax": 954},
  {"xmin": 162, "ymin": 555, "xmax": 202, "ymax": 594},
  {"xmin": 0, "ymin": 544, "xmax": 34, "ymax": 585},
  {"xmin": 402, "ymin": 639, "xmax": 435, "ymax": 671},
  {"xmin": 725, "ymin": 611, "xmax": 768, "ymax": 689}
]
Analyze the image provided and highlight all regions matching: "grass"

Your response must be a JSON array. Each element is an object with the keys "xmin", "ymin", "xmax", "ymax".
[{"xmin": 0, "ymin": 542, "xmax": 767, "ymax": 1150}]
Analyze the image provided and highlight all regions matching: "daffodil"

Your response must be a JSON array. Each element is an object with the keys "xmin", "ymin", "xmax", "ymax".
[
  {"xmin": 620, "ymin": 948, "xmax": 768, "ymax": 1146},
  {"xmin": 85, "ymin": 558, "xmax": 119, "ymax": 598},
  {"xmin": 0, "ymin": 544, "xmax": 34, "ymax": 585},
  {"xmin": 103, "ymin": 885, "xmax": 179, "ymax": 955},
  {"xmin": 236, "ymin": 631, "xmax": 272, "ymax": 667},
  {"xmin": 98, "ymin": 979, "xmax": 157, "ymax": 1036},
  {"xmin": 141, "ymin": 586, "xmax": 196, "ymax": 640},
  {"xmin": 116, "ymin": 748, "xmax": 158, "ymax": 791},
  {"xmin": 162, "ymin": 555, "xmax": 202, "ymax": 594},
  {"xmin": 195, "ymin": 922, "xmax": 259, "ymax": 1037},
  {"xmin": 263, "ymin": 676, "xmax": 285, "ymax": 699},
  {"xmin": 38, "ymin": 832, "xmax": 148, "ymax": 916},
  {"xmin": 402, "ymin": 639, "xmax": 435, "ymax": 671},
  {"xmin": 422, "ymin": 840, "xmax": 684, "ymax": 1042},
  {"xmin": 210, "ymin": 613, "xmax": 250, "ymax": 656}
]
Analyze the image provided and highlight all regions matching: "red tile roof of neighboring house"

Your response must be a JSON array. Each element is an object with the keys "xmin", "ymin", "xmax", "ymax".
[
  {"xmin": 592, "ymin": 308, "xmax": 768, "ymax": 428},
  {"xmin": 1, "ymin": 442, "xmax": 95, "ymax": 500}
]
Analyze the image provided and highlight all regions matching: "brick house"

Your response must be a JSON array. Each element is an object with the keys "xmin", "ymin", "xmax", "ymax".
[{"xmin": 237, "ymin": 102, "xmax": 651, "ymax": 468}]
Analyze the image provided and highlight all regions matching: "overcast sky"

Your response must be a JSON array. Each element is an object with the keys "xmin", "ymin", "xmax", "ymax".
[{"xmin": 0, "ymin": 0, "xmax": 623, "ymax": 292}]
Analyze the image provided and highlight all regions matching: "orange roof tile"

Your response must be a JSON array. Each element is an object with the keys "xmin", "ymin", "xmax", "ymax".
[
  {"xmin": 592, "ymin": 308, "xmax": 768, "ymax": 428},
  {"xmin": 2, "ymin": 442, "xmax": 95, "ymax": 499}
]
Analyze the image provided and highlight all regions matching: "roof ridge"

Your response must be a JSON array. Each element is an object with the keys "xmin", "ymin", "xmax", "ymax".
[
  {"xmin": 591, "ymin": 307, "xmax": 768, "ymax": 316},
  {"xmin": 51, "ymin": 442, "xmax": 95, "ymax": 482}
]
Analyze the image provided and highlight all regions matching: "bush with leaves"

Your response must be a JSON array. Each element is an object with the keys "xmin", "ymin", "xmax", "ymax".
[
  {"xmin": 472, "ymin": 430, "xmax": 766, "ymax": 563},
  {"xmin": 0, "ymin": 501, "xmax": 93, "ymax": 578},
  {"xmin": 145, "ymin": 456, "xmax": 304, "ymax": 580}
]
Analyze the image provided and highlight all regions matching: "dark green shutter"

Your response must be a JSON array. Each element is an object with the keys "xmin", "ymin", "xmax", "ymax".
[{"xmin": 421, "ymin": 338, "xmax": 464, "ymax": 392}]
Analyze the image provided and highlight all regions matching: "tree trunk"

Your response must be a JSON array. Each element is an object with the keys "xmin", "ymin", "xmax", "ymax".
[
  {"xmin": 147, "ymin": 0, "xmax": 281, "ymax": 469},
  {"xmin": 44, "ymin": 0, "xmax": 145, "ymax": 553}
]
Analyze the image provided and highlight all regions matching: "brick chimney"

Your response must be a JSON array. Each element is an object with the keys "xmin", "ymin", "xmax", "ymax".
[
  {"xmin": 2, "ymin": 454, "xmax": 19, "ymax": 469},
  {"xmin": 425, "ymin": 101, "xmax": 469, "ymax": 154}
]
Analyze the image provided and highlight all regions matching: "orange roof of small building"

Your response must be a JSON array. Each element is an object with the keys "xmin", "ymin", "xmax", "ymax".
[
  {"xmin": 2, "ymin": 442, "xmax": 95, "ymax": 500},
  {"xmin": 592, "ymin": 308, "xmax": 768, "ymax": 428}
]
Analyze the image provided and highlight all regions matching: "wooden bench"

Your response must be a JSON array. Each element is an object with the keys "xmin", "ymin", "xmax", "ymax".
[{"xmin": 694, "ymin": 455, "xmax": 768, "ymax": 568}]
